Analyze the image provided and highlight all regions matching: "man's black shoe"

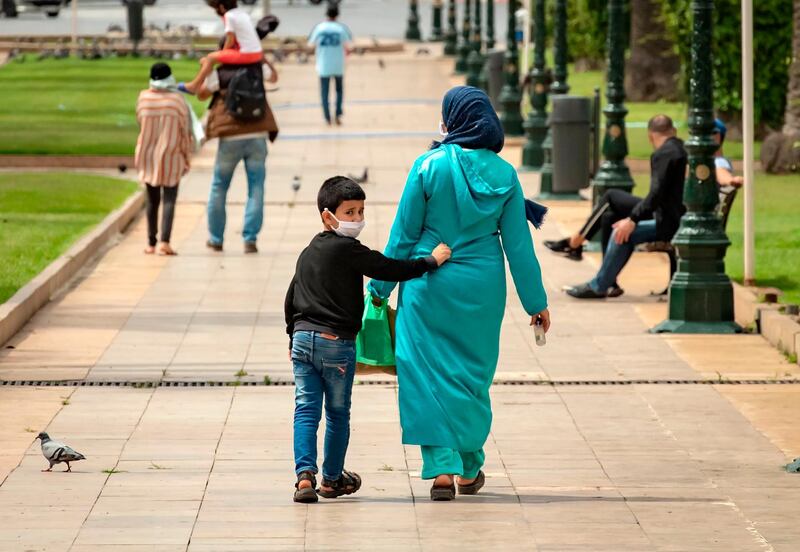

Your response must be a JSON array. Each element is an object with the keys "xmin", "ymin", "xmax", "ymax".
[
  {"xmin": 206, "ymin": 240, "xmax": 223, "ymax": 252},
  {"xmin": 565, "ymin": 283, "xmax": 607, "ymax": 299},
  {"xmin": 564, "ymin": 247, "xmax": 583, "ymax": 261},
  {"xmin": 544, "ymin": 238, "xmax": 570, "ymax": 252}
]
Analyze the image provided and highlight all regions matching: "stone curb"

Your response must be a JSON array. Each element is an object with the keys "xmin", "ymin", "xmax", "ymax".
[
  {"xmin": 0, "ymin": 190, "xmax": 145, "ymax": 347},
  {"xmin": 733, "ymin": 282, "xmax": 800, "ymax": 365},
  {"xmin": 0, "ymin": 155, "xmax": 135, "ymax": 170}
]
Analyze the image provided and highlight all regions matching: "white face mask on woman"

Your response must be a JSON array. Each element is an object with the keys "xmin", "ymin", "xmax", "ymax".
[
  {"xmin": 438, "ymin": 120, "xmax": 449, "ymax": 137},
  {"xmin": 324, "ymin": 208, "xmax": 366, "ymax": 239}
]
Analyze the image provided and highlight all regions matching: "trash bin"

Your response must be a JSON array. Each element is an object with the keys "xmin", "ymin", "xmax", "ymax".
[
  {"xmin": 549, "ymin": 95, "xmax": 592, "ymax": 194},
  {"xmin": 127, "ymin": 0, "xmax": 144, "ymax": 46},
  {"xmin": 485, "ymin": 50, "xmax": 504, "ymax": 109}
]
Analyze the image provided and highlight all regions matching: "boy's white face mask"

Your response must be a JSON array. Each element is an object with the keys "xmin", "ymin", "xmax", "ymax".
[{"xmin": 324, "ymin": 209, "xmax": 365, "ymax": 239}]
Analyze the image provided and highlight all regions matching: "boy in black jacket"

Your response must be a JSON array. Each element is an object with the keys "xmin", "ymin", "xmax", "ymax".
[{"xmin": 285, "ymin": 176, "xmax": 451, "ymax": 503}]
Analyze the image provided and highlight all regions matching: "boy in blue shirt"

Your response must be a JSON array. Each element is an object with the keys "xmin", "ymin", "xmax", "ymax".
[{"xmin": 307, "ymin": 5, "xmax": 353, "ymax": 125}]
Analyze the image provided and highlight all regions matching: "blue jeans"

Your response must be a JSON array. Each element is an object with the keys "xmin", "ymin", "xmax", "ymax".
[
  {"xmin": 320, "ymin": 75, "xmax": 344, "ymax": 122},
  {"xmin": 590, "ymin": 219, "xmax": 659, "ymax": 293},
  {"xmin": 292, "ymin": 331, "xmax": 356, "ymax": 481},
  {"xmin": 207, "ymin": 137, "xmax": 267, "ymax": 245}
]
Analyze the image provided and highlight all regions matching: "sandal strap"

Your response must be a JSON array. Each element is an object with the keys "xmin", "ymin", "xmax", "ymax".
[
  {"xmin": 295, "ymin": 470, "xmax": 316, "ymax": 489},
  {"xmin": 322, "ymin": 470, "xmax": 361, "ymax": 491}
]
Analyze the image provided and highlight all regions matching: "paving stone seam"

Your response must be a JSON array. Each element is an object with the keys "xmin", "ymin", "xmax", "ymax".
[
  {"xmin": 67, "ymin": 386, "xmax": 158, "ymax": 551},
  {"xmin": 0, "ymin": 386, "xmax": 79, "ymax": 489},
  {"xmin": 398, "ymin": 385, "xmax": 423, "ymax": 549},
  {"xmin": 240, "ymin": 199, "xmax": 297, "ymax": 380},
  {"xmin": 553, "ymin": 386, "xmax": 655, "ymax": 550},
  {"xmin": 185, "ymin": 387, "xmax": 237, "ymax": 551}
]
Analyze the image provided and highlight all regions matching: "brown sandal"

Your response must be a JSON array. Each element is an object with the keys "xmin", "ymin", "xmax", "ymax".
[
  {"xmin": 293, "ymin": 471, "xmax": 318, "ymax": 503},
  {"xmin": 317, "ymin": 470, "xmax": 362, "ymax": 499}
]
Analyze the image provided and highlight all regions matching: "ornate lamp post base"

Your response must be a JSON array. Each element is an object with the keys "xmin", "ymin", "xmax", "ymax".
[
  {"xmin": 521, "ymin": 111, "xmax": 547, "ymax": 171},
  {"xmin": 443, "ymin": 0, "xmax": 458, "ymax": 55},
  {"xmin": 455, "ymin": 0, "xmax": 471, "ymax": 74},
  {"xmin": 431, "ymin": 0, "xmax": 444, "ymax": 42},
  {"xmin": 499, "ymin": 86, "xmax": 524, "ymax": 135},
  {"xmin": 591, "ymin": 161, "xmax": 634, "ymax": 202},
  {"xmin": 406, "ymin": 0, "xmax": 422, "ymax": 41},
  {"xmin": 651, "ymin": 205, "xmax": 740, "ymax": 335},
  {"xmin": 536, "ymin": 132, "xmax": 554, "ymax": 198},
  {"xmin": 467, "ymin": 50, "xmax": 485, "ymax": 88}
]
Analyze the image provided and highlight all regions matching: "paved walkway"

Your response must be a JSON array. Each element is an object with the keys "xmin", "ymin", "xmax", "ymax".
[{"xmin": 1, "ymin": 50, "xmax": 799, "ymax": 551}]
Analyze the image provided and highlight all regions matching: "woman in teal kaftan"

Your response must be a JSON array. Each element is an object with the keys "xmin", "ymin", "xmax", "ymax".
[{"xmin": 368, "ymin": 86, "xmax": 549, "ymax": 499}]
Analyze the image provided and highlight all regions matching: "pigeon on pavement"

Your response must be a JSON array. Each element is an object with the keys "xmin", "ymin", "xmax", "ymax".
[{"xmin": 36, "ymin": 432, "xmax": 86, "ymax": 472}]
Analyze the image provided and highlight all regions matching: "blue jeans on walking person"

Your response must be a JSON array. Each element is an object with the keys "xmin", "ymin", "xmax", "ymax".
[
  {"xmin": 319, "ymin": 75, "xmax": 344, "ymax": 122},
  {"xmin": 292, "ymin": 330, "xmax": 356, "ymax": 482},
  {"xmin": 590, "ymin": 220, "xmax": 659, "ymax": 293},
  {"xmin": 207, "ymin": 137, "xmax": 267, "ymax": 246}
]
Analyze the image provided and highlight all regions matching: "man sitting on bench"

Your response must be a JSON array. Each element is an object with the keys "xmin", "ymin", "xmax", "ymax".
[{"xmin": 547, "ymin": 114, "xmax": 688, "ymax": 299}]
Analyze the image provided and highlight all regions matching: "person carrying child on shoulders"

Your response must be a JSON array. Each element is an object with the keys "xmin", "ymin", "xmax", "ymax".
[
  {"xmin": 180, "ymin": 0, "xmax": 263, "ymax": 95},
  {"xmin": 284, "ymin": 176, "xmax": 452, "ymax": 503}
]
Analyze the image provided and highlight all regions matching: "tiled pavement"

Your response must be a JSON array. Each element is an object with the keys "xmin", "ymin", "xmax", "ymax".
[{"xmin": 1, "ymin": 50, "xmax": 799, "ymax": 551}]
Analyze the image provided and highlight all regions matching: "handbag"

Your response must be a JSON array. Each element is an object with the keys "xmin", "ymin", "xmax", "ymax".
[{"xmin": 355, "ymin": 295, "xmax": 397, "ymax": 376}]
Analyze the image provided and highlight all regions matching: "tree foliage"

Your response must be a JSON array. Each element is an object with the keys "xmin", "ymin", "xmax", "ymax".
[
  {"xmin": 663, "ymin": 0, "xmax": 793, "ymax": 130},
  {"xmin": 564, "ymin": 0, "xmax": 611, "ymax": 68}
]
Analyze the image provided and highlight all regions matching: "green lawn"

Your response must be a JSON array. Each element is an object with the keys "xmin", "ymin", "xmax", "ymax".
[
  {"xmin": 0, "ymin": 172, "xmax": 139, "ymax": 303},
  {"xmin": 531, "ymin": 65, "xmax": 758, "ymax": 161},
  {"xmin": 631, "ymin": 172, "xmax": 799, "ymax": 304},
  {"xmin": 0, "ymin": 56, "xmax": 207, "ymax": 155}
]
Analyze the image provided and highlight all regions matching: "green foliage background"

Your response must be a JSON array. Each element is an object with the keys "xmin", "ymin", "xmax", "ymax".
[
  {"xmin": 563, "ymin": 0, "xmax": 793, "ymax": 129},
  {"xmin": 661, "ymin": 0, "xmax": 792, "ymax": 130}
]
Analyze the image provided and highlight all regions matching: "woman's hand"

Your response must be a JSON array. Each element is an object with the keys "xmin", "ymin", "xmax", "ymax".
[
  {"xmin": 531, "ymin": 308, "xmax": 551, "ymax": 333},
  {"xmin": 431, "ymin": 243, "xmax": 452, "ymax": 266}
]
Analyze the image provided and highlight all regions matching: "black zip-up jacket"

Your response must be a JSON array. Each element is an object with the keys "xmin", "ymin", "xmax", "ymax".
[
  {"xmin": 284, "ymin": 232, "xmax": 438, "ymax": 342},
  {"xmin": 629, "ymin": 136, "xmax": 688, "ymax": 241}
]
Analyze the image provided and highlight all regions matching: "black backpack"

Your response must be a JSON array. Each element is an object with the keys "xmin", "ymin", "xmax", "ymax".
[{"xmin": 224, "ymin": 67, "xmax": 267, "ymax": 122}]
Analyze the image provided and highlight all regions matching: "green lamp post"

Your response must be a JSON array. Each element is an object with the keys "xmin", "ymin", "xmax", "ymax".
[
  {"xmin": 486, "ymin": 0, "xmax": 495, "ymax": 49},
  {"xmin": 466, "ymin": 0, "xmax": 484, "ymax": 88},
  {"xmin": 455, "ymin": 0, "xmax": 472, "ymax": 74},
  {"xmin": 538, "ymin": 0, "xmax": 569, "ymax": 194},
  {"xmin": 499, "ymin": 0, "xmax": 523, "ymax": 135},
  {"xmin": 550, "ymin": 0, "xmax": 569, "ymax": 95},
  {"xmin": 406, "ymin": 0, "xmax": 422, "ymax": 41},
  {"xmin": 521, "ymin": 0, "xmax": 548, "ymax": 170},
  {"xmin": 653, "ymin": 0, "xmax": 739, "ymax": 334},
  {"xmin": 444, "ymin": 0, "xmax": 458, "ymax": 55},
  {"xmin": 591, "ymin": 0, "xmax": 634, "ymax": 203},
  {"xmin": 431, "ymin": 0, "xmax": 444, "ymax": 42}
]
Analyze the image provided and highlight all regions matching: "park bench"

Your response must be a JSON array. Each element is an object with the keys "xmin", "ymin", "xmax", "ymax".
[{"xmin": 640, "ymin": 185, "xmax": 739, "ymax": 295}]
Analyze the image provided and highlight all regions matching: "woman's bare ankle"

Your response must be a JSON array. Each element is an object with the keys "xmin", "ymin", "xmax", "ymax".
[{"xmin": 434, "ymin": 474, "xmax": 453, "ymax": 487}]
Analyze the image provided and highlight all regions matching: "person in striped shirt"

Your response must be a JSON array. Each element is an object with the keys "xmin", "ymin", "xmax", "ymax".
[{"xmin": 135, "ymin": 62, "xmax": 193, "ymax": 256}]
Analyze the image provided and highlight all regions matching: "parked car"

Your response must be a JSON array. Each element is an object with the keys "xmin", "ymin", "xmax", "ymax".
[{"xmin": 14, "ymin": 0, "xmax": 67, "ymax": 17}]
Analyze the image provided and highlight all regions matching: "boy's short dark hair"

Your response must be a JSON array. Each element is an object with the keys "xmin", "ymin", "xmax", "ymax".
[
  {"xmin": 317, "ymin": 176, "xmax": 365, "ymax": 214},
  {"xmin": 326, "ymin": 5, "xmax": 339, "ymax": 19}
]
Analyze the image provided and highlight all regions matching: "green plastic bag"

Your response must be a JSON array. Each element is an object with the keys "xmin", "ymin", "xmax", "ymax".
[{"xmin": 355, "ymin": 295, "xmax": 396, "ymax": 375}]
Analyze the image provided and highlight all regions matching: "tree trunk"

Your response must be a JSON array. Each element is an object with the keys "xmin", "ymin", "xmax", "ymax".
[
  {"xmin": 762, "ymin": 0, "xmax": 800, "ymax": 173},
  {"xmin": 783, "ymin": 0, "xmax": 800, "ymax": 135},
  {"xmin": 624, "ymin": 0, "xmax": 680, "ymax": 102}
]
